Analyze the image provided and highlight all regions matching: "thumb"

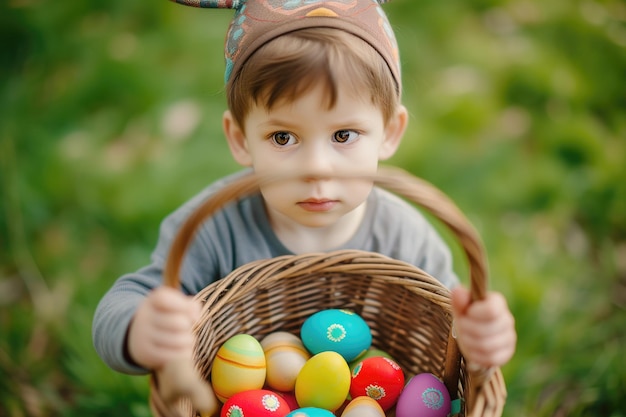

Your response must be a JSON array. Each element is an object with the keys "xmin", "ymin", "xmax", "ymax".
[
  {"xmin": 188, "ymin": 298, "xmax": 202, "ymax": 323},
  {"xmin": 451, "ymin": 286, "xmax": 472, "ymax": 317}
]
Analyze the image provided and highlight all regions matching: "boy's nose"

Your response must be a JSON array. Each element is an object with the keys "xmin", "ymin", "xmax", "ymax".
[{"xmin": 298, "ymin": 142, "xmax": 333, "ymax": 180}]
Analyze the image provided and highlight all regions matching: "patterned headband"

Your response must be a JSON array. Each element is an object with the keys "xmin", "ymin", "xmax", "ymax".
[{"xmin": 170, "ymin": 0, "xmax": 401, "ymax": 91}]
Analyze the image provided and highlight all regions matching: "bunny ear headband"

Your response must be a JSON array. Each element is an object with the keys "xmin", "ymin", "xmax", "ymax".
[{"xmin": 170, "ymin": 0, "xmax": 401, "ymax": 90}]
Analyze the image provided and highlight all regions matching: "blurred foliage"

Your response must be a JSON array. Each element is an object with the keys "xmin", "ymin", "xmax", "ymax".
[{"xmin": 1, "ymin": 0, "xmax": 625, "ymax": 415}]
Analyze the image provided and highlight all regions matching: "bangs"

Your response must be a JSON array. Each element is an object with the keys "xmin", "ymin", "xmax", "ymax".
[{"xmin": 228, "ymin": 28, "xmax": 398, "ymax": 129}]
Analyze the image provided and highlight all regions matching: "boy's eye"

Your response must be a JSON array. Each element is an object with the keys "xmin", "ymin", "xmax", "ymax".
[
  {"xmin": 271, "ymin": 131, "xmax": 296, "ymax": 146},
  {"xmin": 333, "ymin": 130, "xmax": 359, "ymax": 143}
]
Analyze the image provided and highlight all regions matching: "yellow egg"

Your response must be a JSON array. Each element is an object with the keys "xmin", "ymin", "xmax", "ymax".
[
  {"xmin": 295, "ymin": 351, "xmax": 351, "ymax": 411},
  {"xmin": 210, "ymin": 334, "xmax": 266, "ymax": 402},
  {"xmin": 261, "ymin": 331, "xmax": 311, "ymax": 392},
  {"xmin": 341, "ymin": 396, "xmax": 385, "ymax": 417}
]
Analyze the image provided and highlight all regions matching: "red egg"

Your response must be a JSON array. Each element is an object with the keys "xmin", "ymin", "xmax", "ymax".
[
  {"xmin": 275, "ymin": 390, "xmax": 299, "ymax": 411},
  {"xmin": 395, "ymin": 373, "xmax": 451, "ymax": 417},
  {"xmin": 349, "ymin": 356, "xmax": 405, "ymax": 411},
  {"xmin": 220, "ymin": 389, "xmax": 291, "ymax": 417}
]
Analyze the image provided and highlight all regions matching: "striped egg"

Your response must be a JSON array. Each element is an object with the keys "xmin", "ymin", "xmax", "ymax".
[
  {"xmin": 340, "ymin": 396, "xmax": 385, "ymax": 417},
  {"xmin": 211, "ymin": 334, "xmax": 266, "ymax": 402},
  {"xmin": 261, "ymin": 331, "xmax": 311, "ymax": 392}
]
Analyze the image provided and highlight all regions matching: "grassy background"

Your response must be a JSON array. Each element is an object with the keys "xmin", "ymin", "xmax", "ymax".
[{"xmin": 1, "ymin": 0, "xmax": 625, "ymax": 415}]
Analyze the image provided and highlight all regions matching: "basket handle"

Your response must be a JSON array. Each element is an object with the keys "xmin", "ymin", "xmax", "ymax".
[
  {"xmin": 153, "ymin": 173, "xmax": 261, "ymax": 416},
  {"xmin": 372, "ymin": 167, "xmax": 496, "ymax": 409},
  {"xmin": 371, "ymin": 166, "xmax": 488, "ymax": 301},
  {"xmin": 156, "ymin": 165, "xmax": 493, "ymax": 414},
  {"xmin": 165, "ymin": 166, "xmax": 488, "ymax": 298}
]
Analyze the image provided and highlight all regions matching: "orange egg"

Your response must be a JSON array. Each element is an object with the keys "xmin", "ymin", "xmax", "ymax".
[
  {"xmin": 211, "ymin": 334, "xmax": 266, "ymax": 402},
  {"xmin": 341, "ymin": 396, "xmax": 385, "ymax": 417},
  {"xmin": 261, "ymin": 331, "xmax": 311, "ymax": 392}
]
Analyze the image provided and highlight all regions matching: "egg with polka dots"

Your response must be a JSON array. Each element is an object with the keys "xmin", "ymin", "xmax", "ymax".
[
  {"xmin": 350, "ymin": 356, "xmax": 405, "ymax": 411},
  {"xmin": 220, "ymin": 389, "xmax": 291, "ymax": 417},
  {"xmin": 395, "ymin": 373, "xmax": 451, "ymax": 417},
  {"xmin": 300, "ymin": 309, "xmax": 372, "ymax": 362}
]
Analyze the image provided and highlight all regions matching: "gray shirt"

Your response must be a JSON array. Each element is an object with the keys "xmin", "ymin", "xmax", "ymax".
[{"xmin": 92, "ymin": 170, "xmax": 458, "ymax": 375}]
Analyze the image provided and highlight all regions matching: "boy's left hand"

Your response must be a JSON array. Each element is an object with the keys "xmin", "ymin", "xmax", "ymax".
[{"xmin": 451, "ymin": 286, "xmax": 516, "ymax": 368}]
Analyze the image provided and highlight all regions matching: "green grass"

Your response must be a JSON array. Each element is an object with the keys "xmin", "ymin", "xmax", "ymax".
[{"xmin": 1, "ymin": 0, "xmax": 625, "ymax": 415}]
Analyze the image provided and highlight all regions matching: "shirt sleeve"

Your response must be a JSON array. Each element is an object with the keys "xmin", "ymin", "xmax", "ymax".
[{"xmin": 91, "ymin": 202, "xmax": 202, "ymax": 375}]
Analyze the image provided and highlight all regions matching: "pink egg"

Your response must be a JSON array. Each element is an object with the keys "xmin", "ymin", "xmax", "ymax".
[
  {"xmin": 349, "ymin": 356, "xmax": 405, "ymax": 410},
  {"xmin": 395, "ymin": 373, "xmax": 451, "ymax": 417},
  {"xmin": 220, "ymin": 389, "xmax": 291, "ymax": 417}
]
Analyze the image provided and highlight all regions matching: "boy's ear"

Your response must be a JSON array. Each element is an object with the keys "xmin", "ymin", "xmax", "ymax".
[
  {"xmin": 223, "ymin": 110, "xmax": 253, "ymax": 166},
  {"xmin": 379, "ymin": 105, "xmax": 408, "ymax": 160}
]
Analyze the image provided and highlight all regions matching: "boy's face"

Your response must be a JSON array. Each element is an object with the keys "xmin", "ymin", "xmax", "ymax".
[{"xmin": 224, "ymin": 83, "xmax": 406, "ymax": 232}]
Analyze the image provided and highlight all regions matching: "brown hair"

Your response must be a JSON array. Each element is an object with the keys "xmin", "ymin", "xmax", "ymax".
[{"xmin": 227, "ymin": 27, "xmax": 400, "ymax": 130}]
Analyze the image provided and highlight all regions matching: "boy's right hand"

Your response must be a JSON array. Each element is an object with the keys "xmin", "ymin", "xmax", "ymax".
[{"xmin": 127, "ymin": 286, "xmax": 202, "ymax": 370}]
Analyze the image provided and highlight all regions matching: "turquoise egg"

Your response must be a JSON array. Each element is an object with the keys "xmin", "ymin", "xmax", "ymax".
[
  {"xmin": 286, "ymin": 407, "xmax": 335, "ymax": 417},
  {"xmin": 300, "ymin": 309, "xmax": 372, "ymax": 362}
]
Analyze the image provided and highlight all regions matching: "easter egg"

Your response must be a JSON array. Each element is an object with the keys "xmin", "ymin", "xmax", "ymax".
[
  {"xmin": 295, "ymin": 351, "xmax": 351, "ymax": 411},
  {"xmin": 220, "ymin": 389, "xmax": 291, "ymax": 417},
  {"xmin": 285, "ymin": 407, "xmax": 335, "ymax": 417},
  {"xmin": 211, "ymin": 334, "xmax": 266, "ymax": 402},
  {"xmin": 350, "ymin": 356, "xmax": 405, "ymax": 410},
  {"xmin": 340, "ymin": 396, "xmax": 385, "ymax": 417},
  {"xmin": 275, "ymin": 391, "xmax": 299, "ymax": 411},
  {"xmin": 261, "ymin": 331, "xmax": 311, "ymax": 392},
  {"xmin": 395, "ymin": 373, "xmax": 451, "ymax": 417},
  {"xmin": 349, "ymin": 348, "xmax": 394, "ymax": 371},
  {"xmin": 300, "ymin": 309, "xmax": 372, "ymax": 362}
]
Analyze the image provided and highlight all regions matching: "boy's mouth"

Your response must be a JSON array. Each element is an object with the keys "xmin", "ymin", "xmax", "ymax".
[{"xmin": 297, "ymin": 198, "xmax": 338, "ymax": 212}]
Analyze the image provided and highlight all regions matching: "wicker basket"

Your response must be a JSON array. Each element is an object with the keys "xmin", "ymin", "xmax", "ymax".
[{"xmin": 148, "ymin": 166, "xmax": 507, "ymax": 417}]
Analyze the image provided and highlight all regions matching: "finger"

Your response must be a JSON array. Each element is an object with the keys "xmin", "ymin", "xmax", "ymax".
[
  {"xmin": 149, "ymin": 330, "xmax": 196, "ymax": 351},
  {"xmin": 150, "ymin": 312, "xmax": 197, "ymax": 333},
  {"xmin": 463, "ymin": 335, "xmax": 516, "ymax": 368},
  {"xmin": 456, "ymin": 325, "xmax": 516, "ymax": 367},
  {"xmin": 189, "ymin": 299, "xmax": 202, "ymax": 322},
  {"xmin": 455, "ymin": 311, "xmax": 514, "ymax": 340},
  {"xmin": 460, "ymin": 326, "xmax": 515, "ymax": 355},
  {"xmin": 465, "ymin": 292, "xmax": 510, "ymax": 322},
  {"xmin": 149, "ymin": 287, "xmax": 195, "ymax": 313},
  {"xmin": 142, "ymin": 343, "xmax": 195, "ymax": 369},
  {"xmin": 451, "ymin": 286, "xmax": 472, "ymax": 316}
]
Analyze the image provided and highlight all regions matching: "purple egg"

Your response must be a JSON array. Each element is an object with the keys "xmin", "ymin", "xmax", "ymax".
[{"xmin": 395, "ymin": 373, "xmax": 451, "ymax": 417}]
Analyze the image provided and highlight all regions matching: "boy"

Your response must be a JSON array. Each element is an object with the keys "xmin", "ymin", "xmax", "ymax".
[{"xmin": 93, "ymin": 0, "xmax": 515, "ymax": 382}]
